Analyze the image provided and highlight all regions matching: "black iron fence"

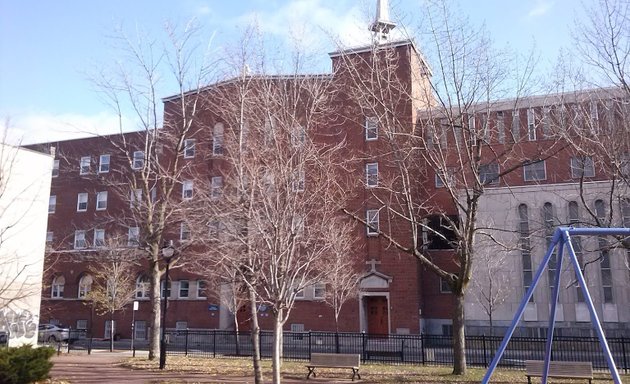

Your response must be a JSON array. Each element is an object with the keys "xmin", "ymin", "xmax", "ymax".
[{"xmin": 62, "ymin": 329, "xmax": 630, "ymax": 373}]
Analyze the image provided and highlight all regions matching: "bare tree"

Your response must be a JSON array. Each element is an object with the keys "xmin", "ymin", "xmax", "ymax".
[
  {"xmin": 85, "ymin": 239, "xmax": 137, "ymax": 351},
  {"xmin": 90, "ymin": 22, "xmax": 214, "ymax": 360},
  {"xmin": 335, "ymin": 0, "xmax": 555, "ymax": 374}
]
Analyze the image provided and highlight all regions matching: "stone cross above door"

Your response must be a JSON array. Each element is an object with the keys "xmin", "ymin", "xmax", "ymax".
[{"xmin": 366, "ymin": 259, "xmax": 381, "ymax": 272}]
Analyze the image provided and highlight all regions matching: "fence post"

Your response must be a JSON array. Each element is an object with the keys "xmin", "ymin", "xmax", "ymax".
[
  {"xmin": 482, "ymin": 334, "xmax": 488, "ymax": 368},
  {"xmin": 308, "ymin": 331, "xmax": 311, "ymax": 358},
  {"xmin": 421, "ymin": 333, "xmax": 425, "ymax": 365},
  {"xmin": 212, "ymin": 330, "xmax": 216, "ymax": 358},
  {"xmin": 622, "ymin": 337, "xmax": 628, "ymax": 374},
  {"xmin": 361, "ymin": 332, "xmax": 367, "ymax": 361},
  {"xmin": 401, "ymin": 339, "xmax": 405, "ymax": 362},
  {"xmin": 184, "ymin": 329, "xmax": 189, "ymax": 356}
]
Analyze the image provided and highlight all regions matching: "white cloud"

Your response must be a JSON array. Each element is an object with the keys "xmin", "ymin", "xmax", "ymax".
[
  {"xmin": 528, "ymin": 0, "xmax": 553, "ymax": 17},
  {"xmin": 3, "ymin": 112, "xmax": 139, "ymax": 146}
]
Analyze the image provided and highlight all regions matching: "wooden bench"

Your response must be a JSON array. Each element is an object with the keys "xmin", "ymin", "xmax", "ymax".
[
  {"xmin": 306, "ymin": 353, "xmax": 361, "ymax": 381},
  {"xmin": 525, "ymin": 360, "xmax": 593, "ymax": 383}
]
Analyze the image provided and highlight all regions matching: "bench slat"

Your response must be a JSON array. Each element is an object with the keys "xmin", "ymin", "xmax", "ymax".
[
  {"xmin": 306, "ymin": 353, "xmax": 361, "ymax": 381},
  {"xmin": 525, "ymin": 360, "xmax": 593, "ymax": 379}
]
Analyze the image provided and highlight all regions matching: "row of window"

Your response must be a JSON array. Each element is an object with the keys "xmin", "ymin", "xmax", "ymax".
[
  {"xmin": 434, "ymin": 156, "xmax": 599, "ymax": 189},
  {"xmin": 51, "ymin": 274, "xmax": 206, "ymax": 300},
  {"xmin": 53, "ymin": 151, "xmax": 146, "ymax": 177}
]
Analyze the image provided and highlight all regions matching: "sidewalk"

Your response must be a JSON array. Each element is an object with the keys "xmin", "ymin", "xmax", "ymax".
[{"xmin": 49, "ymin": 351, "xmax": 352, "ymax": 383}]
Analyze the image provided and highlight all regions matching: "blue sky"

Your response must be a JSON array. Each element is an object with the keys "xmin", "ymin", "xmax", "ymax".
[{"xmin": 0, "ymin": 0, "xmax": 586, "ymax": 144}]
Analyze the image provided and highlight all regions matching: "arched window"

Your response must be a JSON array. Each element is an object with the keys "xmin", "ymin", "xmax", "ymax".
[
  {"xmin": 51, "ymin": 275, "xmax": 65, "ymax": 298},
  {"xmin": 594, "ymin": 200, "xmax": 613, "ymax": 303},
  {"xmin": 213, "ymin": 123, "xmax": 224, "ymax": 155},
  {"xmin": 568, "ymin": 201, "xmax": 585, "ymax": 302},
  {"xmin": 594, "ymin": 199, "xmax": 606, "ymax": 222},
  {"xmin": 542, "ymin": 202, "xmax": 556, "ymax": 295},
  {"xmin": 518, "ymin": 204, "xmax": 533, "ymax": 302},
  {"xmin": 135, "ymin": 275, "xmax": 150, "ymax": 299},
  {"xmin": 78, "ymin": 274, "xmax": 93, "ymax": 299}
]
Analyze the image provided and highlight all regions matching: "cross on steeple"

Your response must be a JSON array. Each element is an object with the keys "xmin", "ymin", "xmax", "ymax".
[
  {"xmin": 366, "ymin": 258, "xmax": 381, "ymax": 272},
  {"xmin": 370, "ymin": 0, "xmax": 397, "ymax": 43}
]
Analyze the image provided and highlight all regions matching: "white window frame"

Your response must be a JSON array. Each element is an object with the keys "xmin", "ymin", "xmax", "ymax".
[
  {"xmin": 184, "ymin": 139, "xmax": 195, "ymax": 158},
  {"xmin": 96, "ymin": 191, "xmax": 108, "ymax": 210},
  {"xmin": 313, "ymin": 283, "xmax": 326, "ymax": 299},
  {"xmin": 294, "ymin": 286, "xmax": 305, "ymax": 299},
  {"xmin": 570, "ymin": 156, "xmax": 595, "ymax": 178},
  {"xmin": 130, "ymin": 189, "xmax": 142, "ymax": 208},
  {"xmin": 80, "ymin": 156, "xmax": 90, "ymax": 175},
  {"xmin": 94, "ymin": 229, "xmax": 105, "ymax": 248},
  {"xmin": 52, "ymin": 159, "xmax": 60, "ymax": 177},
  {"xmin": 48, "ymin": 195, "xmax": 56, "ymax": 214},
  {"xmin": 46, "ymin": 231, "xmax": 53, "ymax": 244},
  {"xmin": 136, "ymin": 275, "xmax": 150, "ymax": 299},
  {"xmin": 51, "ymin": 276, "xmax": 65, "ymax": 298},
  {"xmin": 293, "ymin": 169, "xmax": 305, "ymax": 192},
  {"xmin": 180, "ymin": 222, "xmax": 191, "ymax": 241},
  {"xmin": 77, "ymin": 193, "xmax": 88, "ymax": 212},
  {"xmin": 440, "ymin": 277, "xmax": 453, "ymax": 293},
  {"xmin": 178, "ymin": 280, "xmax": 189, "ymax": 298},
  {"xmin": 365, "ymin": 116, "xmax": 378, "ymax": 140},
  {"xmin": 74, "ymin": 230, "xmax": 87, "ymax": 249},
  {"xmin": 527, "ymin": 108, "xmax": 536, "ymax": 141},
  {"xmin": 479, "ymin": 163, "xmax": 500, "ymax": 185},
  {"xmin": 511, "ymin": 109, "xmax": 520, "ymax": 140},
  {"xmin": 213, "ymin": 123, "xmax": 224, "ymax": 156},
  {"xmin": 496, "ymin": 111, "xmax": 505, "ymax": 144},
  {"xmin": 182, "ymin": 180, "xmax": 193, "ymax": 199},
  {"xmin": 132, "ymin": 151, "xmax": 144, "ymax": 170},
  {"xmin": 196, "ymin": 280, "xmax": 207, "ymax": 299},
  {"xmin": 127, "ymin": 227, "xmax": 140, "ymax": 247},
  {"xmin": 366, "ymin": 209, "xmax": 379, "ymax": 236},
  {"xmin": 366, "ymin": 163, "xmax": 378, "ymax": 187},
  {"xmin": 523, "ymin": 160, "xmax": 546, "ymax": 181},
  {"xmin": 211, "ymin": 176, "xmax": 223, "ymax": 199},
  {"xmin": 99, "ymin": 154, "xmax": 110, "ymax": 173},
  {"xmin": 78, "ymin": 275, "xmax": 93, "ymax": 299},
  {"xmin": 161, "ymin": 279, "xmax": 171, "ymax": 299}
]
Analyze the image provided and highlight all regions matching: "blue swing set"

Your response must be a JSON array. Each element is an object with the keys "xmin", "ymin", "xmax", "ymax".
[{"xmin": 482, "ymin": 227, "xmax": 630, "ymax": 384}]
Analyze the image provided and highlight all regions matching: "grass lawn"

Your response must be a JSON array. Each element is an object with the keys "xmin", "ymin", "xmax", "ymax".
[{"xmin": 122, "ymin": 356, "xmax": 629, "ymax": 383}]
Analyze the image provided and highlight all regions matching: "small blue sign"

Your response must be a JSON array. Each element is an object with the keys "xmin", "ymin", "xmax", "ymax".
[{"xmin": 208, "ymin": 304, "xmax": 219, "ymax": 311}]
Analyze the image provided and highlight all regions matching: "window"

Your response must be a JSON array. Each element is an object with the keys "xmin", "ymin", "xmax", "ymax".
[
  {"xmin": 213, "ymin": 123, "xmax": 224, "ymax": 155},
  {"xmin": 77, "ymin": 193, "xmax": 88, "ymax": 212},
  {"xmin": 78, "ymin": 275, "xmax": 93, "ymax": 298},
  {"xmin": 496, "ymin": 111, "xmax": 505, "ymax": 143},
  {"xmin": 74, "ymin": 230, "xmax": 87, "ymax": 249},
  {"xmin": 590, "ymin": 101, "xmax": 599, "ymax": 122},
  {"xmin": 479, "ymin": 163, "xmax": 499, "ymax": 185},
  {"xmin": 211, "ymin": 176, "xmax": 223, "ymax": 199},
  {"xmin": 80, "ymin": 156, "xmax": 90, "ymax": 175},
  {"xmin": 132, "ymin": 151, "xmax": 144, "ymax": 170},
  {"xmin": 313, "ymin": 283, "xmax": 326, "ymax": 299},
  {"xmin": 434, "ymin": 169, "xmax": 453, "ymax": 188},
  {"xmin": 527, "ymin": 108, "xmax": 536, "ymax": 141},
  {"xmin": 365, "ymin": 116, "xmax": 378, "ymax": 140},
  {"xmin": 179, "ymin": 280, "xmax": 189, "ymax": 298},
  {"xmin": 176, "ymin": 321, "xmax": 188, "ymax": 331},
  {"xmin": 52, "ymin": 159, "xmax": 59, "ymax": 177},
  {"xmin": 130, "ymin": 189, "xmax": 142, "ymax": 208},
  {"xmin": 184, "ymin": 139, "xmax": 195, "ymax": 158},
  {"xmin": 570, "ymin": 156, "xmax": 595, "ymax": 178},
  {"xmin": 51, "ymin": 276, "xmax": 65, "ymax": 298},
  {"xmin": 440, "ymin": 278, "xmax": 452, "ymax": 293},
  {"xmin": 366, "ymin": 163, "xmax": 378, "ymax": 187},
  {"xmin": 48, "ymin": 195, "xmax": 56, "ymax": 214},
  {"xmin": 76, "ymin": 320, "xmax": 88, "ymax": 331},
  {"xmin": 294, "ymin": 286, "xmax": 305, "ymax": 299},
  {"xmin": 542, "ymin": 107, "xmax": 551, "ymax": 138},
  {"xmin": 424, "ymin": 215, "xmax": 458, "ymax": 249},
  {"xmin": 46, "ymin": 231, "xmax": 53, "ymax": 244},
  {"xmin": 128, "ymin": 227, "xmax": 139, "ymax": 247},
  {"xmin": 366, "ymin": 209, "xmax": 379, "ymax": 236},
  {"xmin": 523, "ymin": 160, "xmax": 546, "ymax": 181},
  {"xmin": 568, "ymin": 201, "xmax": 585, "ymax": 302},
  {"xmin": 96, "ymin": 191, "xmax": 108, "ymax": 210},
  {"xmin": 511, "ymin": 110, "xmax": 520, "ymax": 141},
  {"xmin": 197, "ymin": 280, "xmax": 207, "ymax": 299},
  {"xmin": 518, "ymin": 204, "xmax": 533, "ymax": 302},
  {"xmin": 136, "ymin": 275, "xmax": 150, "ymax": 299},
  {"xmin": 291, "ymin": 126, "xmax": 306, "ymax": 147},
  {"xmin": 94, "ymin": 229, "xmax": 105, "ymax": 248},
  {"xmin": 595, "ymin": 199, "xmax": 613, "ymax": 303},
  {"xmin": 182, "ymin": 180, "xmax": 193, "ymax": 199},
  {"xmin": 180, "ymin": 223, "xmax": 191, "ymax": 241},
  {"xmin": 543, "ymin": 202, "xmax": 556, "ymax": 296},
  {"xmin": 292, "ymin": 169, "xmax": 305, "ymax": 192},
  {"xmin": 99, "ymin": 154, "xmax": 110, "ymax": 173},
  {"xmin": 160, "ymin": 279, "xmax": 171, "ymax": 298}
]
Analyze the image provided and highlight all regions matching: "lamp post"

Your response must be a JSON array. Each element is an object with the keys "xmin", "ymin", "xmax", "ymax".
[{"xmin": 159, "ymin": 241, "xmax": 175, "ymax": 370}]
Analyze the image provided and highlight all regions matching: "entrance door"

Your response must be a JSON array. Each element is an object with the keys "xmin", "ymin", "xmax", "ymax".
[{"xmin": 366, "ymin": 296, "xmax": 389, "ymax": 335}]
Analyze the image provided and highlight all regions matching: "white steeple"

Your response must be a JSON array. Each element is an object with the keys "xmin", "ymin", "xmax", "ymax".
[{"xmin": 370, "ymin": 0, "xmax": 396, "ymax": 43}]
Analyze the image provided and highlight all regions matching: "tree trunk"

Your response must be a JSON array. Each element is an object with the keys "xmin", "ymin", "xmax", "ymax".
[
  {"xmin": 233, "ymin": 311, "xmax": 241, "ymax": 356},
  {"xmin": 109, "ymin": 312, "xmax": 114, "ymax": 352},
  {"xmin": 452, "ymin": 292, "xmax": 467, "ymax": 375},
  {"xmin": 149, "ymin": 260, "xmax": 161, "ymax": 360},
  {"xmin": 248, "ymin": 288, "xmax": 263, "ymax": 384},
  {"xmin": 272, "ymin": 310, "xmax": 284, "ymax": 384}
]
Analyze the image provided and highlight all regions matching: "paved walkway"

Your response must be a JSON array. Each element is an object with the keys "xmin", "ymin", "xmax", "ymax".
[{"xmin": 49, "ymin": 351, "xmax": 351, "ymax": 383}]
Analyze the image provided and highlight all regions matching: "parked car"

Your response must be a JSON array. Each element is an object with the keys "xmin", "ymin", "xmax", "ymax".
[
  {"xmin": 38, "ymin": 324, "xmax": 70, "ymax": 342},
  {"xmin": 0, "ymin": 330, "xmax": 7, "ymax": 344}
]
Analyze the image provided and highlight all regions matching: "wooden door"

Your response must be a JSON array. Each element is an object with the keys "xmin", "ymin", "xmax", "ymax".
[{"xmin": 366, "ymin": 296, "xmax": 389, "ymax": 335}]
